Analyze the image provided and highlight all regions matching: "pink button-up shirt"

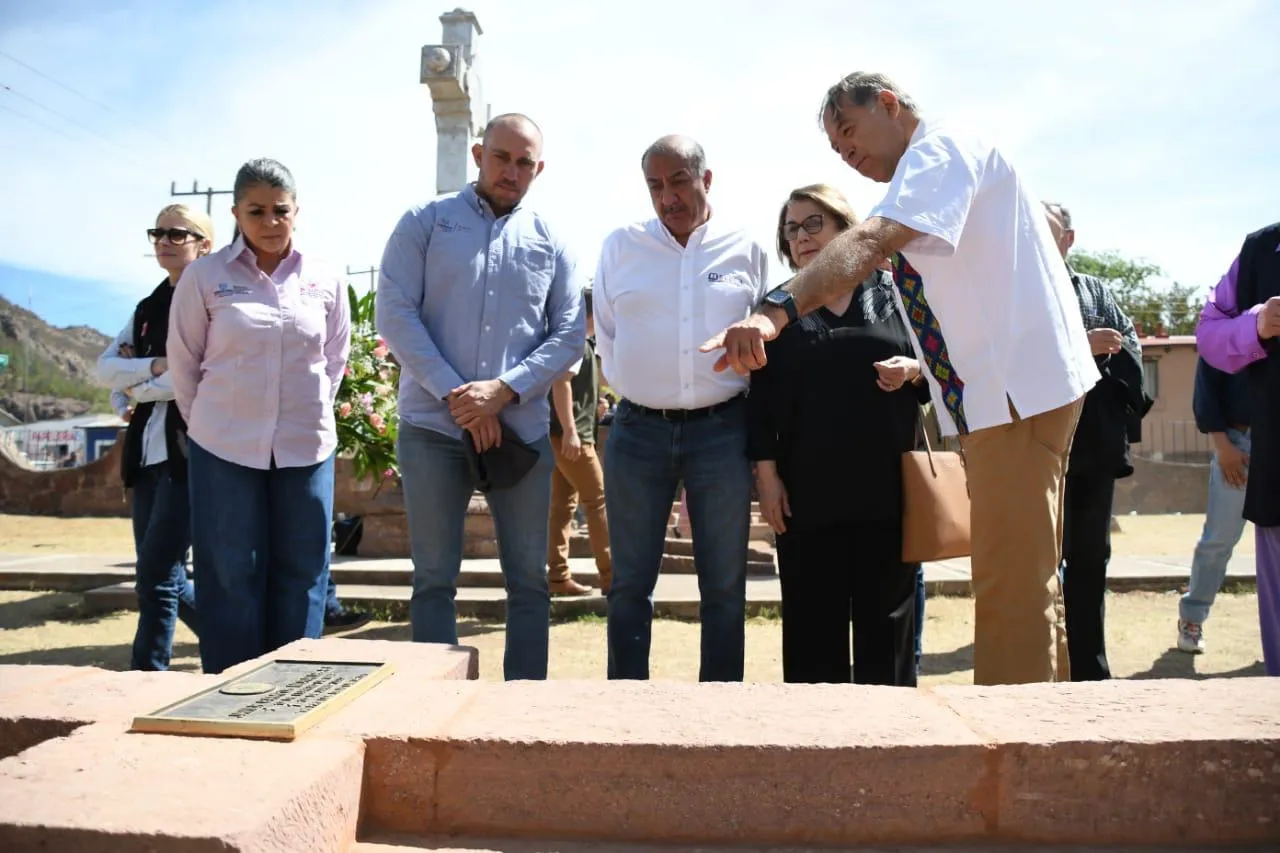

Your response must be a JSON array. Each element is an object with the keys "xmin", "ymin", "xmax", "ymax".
[{"xmin": 168, "ymin": 235, "xmax": 351, "ymax": 470}]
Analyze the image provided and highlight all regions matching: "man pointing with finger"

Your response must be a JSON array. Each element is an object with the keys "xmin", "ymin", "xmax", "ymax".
[{"xmin": 703, "ymin": 72, "xmax": 1100, "ymax": 685}]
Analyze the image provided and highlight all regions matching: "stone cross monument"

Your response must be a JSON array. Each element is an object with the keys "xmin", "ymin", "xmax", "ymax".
[{"xmin": 420, "ymin": 8, "xmax": 486, "ymax": 196}]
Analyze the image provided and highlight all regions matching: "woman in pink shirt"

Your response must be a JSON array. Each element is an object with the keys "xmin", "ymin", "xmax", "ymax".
[{"xmin": 168, "ymin": 158, "xmax": 351, "ymax": 675}]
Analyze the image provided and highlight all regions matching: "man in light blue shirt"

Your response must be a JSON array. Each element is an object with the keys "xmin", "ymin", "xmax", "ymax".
[{"xmin": 376, "ymin": 113, "xmax": 586, "ymax": 680}]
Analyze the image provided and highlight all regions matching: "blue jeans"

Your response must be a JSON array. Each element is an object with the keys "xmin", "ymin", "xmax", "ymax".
[
  {"xmin": 604, "ymin": 398, "xmax": 751, "ymax": 681},
  {"xmin": 129, "ymin": 462, "xmax": 196, "ymax": 671},
  {"xmin": 187, "ymin": 439, "xmax": 334, "ymax": 675},
  {"xmin": 915, "ymin": 563, "xmax": 926, "ymax": 672},
  {"xmin": 1180, "ymin": 428, "xmax": 1250, "ymax": 625},
  {"xmin": 324, "ymin": 571, "xmax": 342, "ymax": 617},
  {"xmin": 397, "ymin": 423, "xmax": 554, "ymax": 681}
]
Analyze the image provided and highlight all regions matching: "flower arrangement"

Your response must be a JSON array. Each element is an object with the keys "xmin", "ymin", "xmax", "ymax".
[{"xmin": 335, "ymin": 284, "xmax": 400, "ymax": 484}]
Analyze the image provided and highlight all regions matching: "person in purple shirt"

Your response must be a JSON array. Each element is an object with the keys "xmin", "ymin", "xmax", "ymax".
[
  {"xmin": 169, "ymin": 158, "xmax": 352, "ymax": 675},
  {"xmin": 1195, "ymin": 221, "xmax": 1280, "ymax": 676}
]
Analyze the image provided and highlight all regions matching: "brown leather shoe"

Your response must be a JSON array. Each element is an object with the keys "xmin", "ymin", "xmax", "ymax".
[{"xmin": 549, "ymin": 578, "xmax": 593, "ymax": 596}]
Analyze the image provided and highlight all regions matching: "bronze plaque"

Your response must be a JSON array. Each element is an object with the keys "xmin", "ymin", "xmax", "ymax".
[{"xmin": 131, "ymin": 659, "xmax": 394, "ymax": 740}]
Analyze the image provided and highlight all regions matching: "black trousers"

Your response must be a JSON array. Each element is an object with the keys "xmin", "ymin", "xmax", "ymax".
[
  {"xmin": 775, "ymin": 519, "xmax": 918, "ymax": 686},
  {"xmin": 1061, "ymin": 473, "xmax": 1115, "ymax": 681}
]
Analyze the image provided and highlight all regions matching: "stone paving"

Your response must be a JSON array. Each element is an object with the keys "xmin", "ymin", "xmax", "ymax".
[{"xmin": 0, "ymin": 549, "xmax": 1259, "ymax": 620}]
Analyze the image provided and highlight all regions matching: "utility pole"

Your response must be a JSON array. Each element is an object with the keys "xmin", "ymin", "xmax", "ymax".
[
  {"xmin": 346, "ymin": 265, "xmax": 378, "ymax": 293},
  {"xmin": 23, "ymin": 284, "xmax": 32, "ymax": 424},
  {"xmin": 169, "ymin": 180, "xmax": 233, "ymax": 215}
]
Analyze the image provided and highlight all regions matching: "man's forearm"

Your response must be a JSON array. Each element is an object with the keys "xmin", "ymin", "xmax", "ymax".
[
  {"xmin": 550, "ymin": 377, "xmax": 576, "ymax": 435},
  {"xmin": 783, "ymin": 217, "xmax": 903, "ymax": 316}
]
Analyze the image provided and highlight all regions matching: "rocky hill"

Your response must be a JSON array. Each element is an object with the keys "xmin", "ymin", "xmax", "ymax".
[{"xmin": 0, "ymin": 295, "xmax": 112, "ymax": 423}]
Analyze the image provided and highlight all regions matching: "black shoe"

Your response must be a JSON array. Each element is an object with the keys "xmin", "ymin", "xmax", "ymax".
[{"xmin": 323, "ymin": 608, "xmax": 373, "ymax": 635}]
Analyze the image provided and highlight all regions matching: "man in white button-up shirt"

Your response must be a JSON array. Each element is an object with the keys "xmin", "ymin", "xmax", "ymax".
[
  {"xmin": 595, "ymin": 135, "xmax": 769, "ymax": 682},
  {"xmin": 705, "ymin": 73, "xmax": 1100, "ymax": 686}
]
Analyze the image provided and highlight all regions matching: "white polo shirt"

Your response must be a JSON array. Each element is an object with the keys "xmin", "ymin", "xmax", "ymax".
[
  {"xmin": 594, "ymin": 216, "xmax": 769, "ymax": 410},
  {"xmin": 870, "ymin": 118, "xmax": 1099, "ymax": 437}
]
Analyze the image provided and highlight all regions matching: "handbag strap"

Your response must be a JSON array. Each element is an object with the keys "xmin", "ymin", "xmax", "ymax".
[
  {"xmin": 915, "ymin": 406, "xmax": 938, "ymax": 477},
  {"xmin": 916, "ymin": 404, "xmax": 967, "ymax": 476}
]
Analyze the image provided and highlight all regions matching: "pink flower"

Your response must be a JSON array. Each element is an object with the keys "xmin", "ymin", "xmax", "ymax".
[
  {"xmin": 372, "ymin": 345, "xmax": 389, "ymax": 359},
  {"xmin": 369, "ymin": 413, "xmax": 384, "ymax": 430},
  {"xmin": 338, "ymin": 401, "xmax": 352, "ymax": 417},
  {"xmin": 382, "ymin": 468, "xmax": 395, "ymax": 480},
  {"xmin": 344, "ymin": 365, "xmax": 353, "ymax": 377}
]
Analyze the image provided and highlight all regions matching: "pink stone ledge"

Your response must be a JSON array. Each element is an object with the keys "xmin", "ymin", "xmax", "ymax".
[
  {"xmin": 347, "ymin": 678, "xmax": 1280, "ymax": 848},
  {"xmin": 0, "ymin": 640, "xmax": 1276, "ymax": 851}
]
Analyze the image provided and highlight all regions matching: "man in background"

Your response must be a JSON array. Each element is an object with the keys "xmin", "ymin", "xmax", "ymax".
[{"xmin": 1045, "ymin": 202, "xmax": 1147, "ymax": 681}]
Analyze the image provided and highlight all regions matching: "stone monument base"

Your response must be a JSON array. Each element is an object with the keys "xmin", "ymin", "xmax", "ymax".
[{"xmin": 1, "ymin": 640, "xmax": 1276, "ymax": 851}]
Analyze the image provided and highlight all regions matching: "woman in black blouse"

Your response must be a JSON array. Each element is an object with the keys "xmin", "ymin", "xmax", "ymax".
[{"xmin": 748, "ymin": 184, "xmax": 928, "ymax": 686}]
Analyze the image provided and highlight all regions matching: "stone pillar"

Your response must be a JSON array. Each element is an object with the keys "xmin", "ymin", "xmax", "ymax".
[{"xmin": 420, "ymin": 8, "xmax": 485, "ymax": 196}]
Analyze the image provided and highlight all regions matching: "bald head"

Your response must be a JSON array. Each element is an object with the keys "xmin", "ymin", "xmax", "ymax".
[
  {"xmin": 483, "ymin": 113, "xmax": 543, "ymax": 152},
  {"xmin": 641, "ymin": 134, "xmax": 707, "ymax": 176},
  {"xmin": 472, "ymin": 112, "xmax": 545, "ymax": 216}
]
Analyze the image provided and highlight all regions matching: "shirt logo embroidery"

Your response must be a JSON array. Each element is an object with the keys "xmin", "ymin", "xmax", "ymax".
[
  {"xmin": 213, "ymin": 283, "xmax": 252, "ymax": 297},
  {"xmin": 708, "ymin": 271, "xmax": 747, "ymax": 285},
  {"xmin": 300, "ymin": 281, "xmax": 327, "ymax": 300},
  {"xmin": 435, "ymin": 219, "xmax": 471, "ymax": 233}
]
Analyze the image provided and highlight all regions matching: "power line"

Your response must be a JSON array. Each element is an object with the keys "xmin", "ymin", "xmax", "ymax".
[
  {"xmin": 0, "ymin": 49, "xmax": 179, "ymax": 150},
  {"xmin": 0, "ymin": 101, "xmax": 77, "ymax": 141},
  {"xmin": 0, "ymin": 81, "xmax": 149, "ymax": 166}
]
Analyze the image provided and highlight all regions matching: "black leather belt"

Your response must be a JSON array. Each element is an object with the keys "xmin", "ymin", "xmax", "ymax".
[{"xmin": 624, "ymin": 393, "xmax": 744, "ymax": 422}]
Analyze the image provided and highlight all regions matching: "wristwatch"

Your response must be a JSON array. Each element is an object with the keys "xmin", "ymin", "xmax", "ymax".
[{"xmin": 762, "ymin": 287, "xmax": 799, "ymax": 325}]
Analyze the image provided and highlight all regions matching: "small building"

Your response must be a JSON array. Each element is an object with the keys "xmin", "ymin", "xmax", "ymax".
[
  {"xmin": 1134, "ymin": 335, "xmax": 1205, "ymax": 463},
  {"xmin": 0, "ymin": 413, "xmax": 126, "ymax": 470}
]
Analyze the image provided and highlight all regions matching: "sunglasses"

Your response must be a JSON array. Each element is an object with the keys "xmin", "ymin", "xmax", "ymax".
[
  {"xmin": 147, "ymin": 227, "xmax": 204, "ymax": 244},
  {"xmin": 782, "ymin": 213, "xmax": 825, "ymax": 241}
]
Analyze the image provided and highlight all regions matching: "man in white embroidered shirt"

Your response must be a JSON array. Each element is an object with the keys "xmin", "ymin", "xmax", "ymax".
[
  {"xmin": 595, "ymin": 135, "xmax": 768, "ymax": 682},
  {"xmin": 704, "ymin": 73, "xmax": 1100, "ymax": 686}
]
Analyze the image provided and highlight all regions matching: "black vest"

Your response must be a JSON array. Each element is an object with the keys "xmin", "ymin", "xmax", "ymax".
[
  {"xmin": 120, "ymin": 280, "xmax": 189, "ymax": 488},
  {"xmin": 1234, "ymin": 223, "xmax": 1280, "ymax": 526}
]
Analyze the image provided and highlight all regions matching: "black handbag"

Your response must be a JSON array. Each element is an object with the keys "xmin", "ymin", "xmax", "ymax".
[{"xmin": 462, "ymin": 422, "xmax": 540, "ymax": 492}]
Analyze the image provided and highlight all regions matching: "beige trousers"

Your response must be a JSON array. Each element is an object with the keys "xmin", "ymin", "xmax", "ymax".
[{"xmin": 960, "ymin": 396, "xmax": 1084, "ymax": 685}]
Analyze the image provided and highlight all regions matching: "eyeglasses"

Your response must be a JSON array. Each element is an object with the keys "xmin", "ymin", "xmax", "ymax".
[
  {"xmin": 147, "ymin": 228, "xmax": 204, "ymax": 244},
  {"xmin": 782, "ymin": 213, "xmax": 825, "ymax": 241}
]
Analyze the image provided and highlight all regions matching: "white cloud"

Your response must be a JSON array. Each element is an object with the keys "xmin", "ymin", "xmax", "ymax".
[{"xmin": 0, "ymin": 0, "xmax": 1276, "ymax": 318}]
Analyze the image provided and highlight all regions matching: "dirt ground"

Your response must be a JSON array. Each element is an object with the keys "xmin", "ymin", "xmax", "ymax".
[
  {"xmin": 0, "ymin": 512, "xmax": 1254, "ymax": 558},
  {"xmin": 0, "ymin": 589, "xmax": 1264, "ymax": 683}
]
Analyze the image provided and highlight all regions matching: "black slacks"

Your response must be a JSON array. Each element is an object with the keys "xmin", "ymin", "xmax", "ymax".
[
  {"xmin": 775, "ymin": 519, "xmax": 918, "ymax": 686},
  {"xmin": 1061, "ymin": 473, "xmax": 1115, "ymax": 681}
]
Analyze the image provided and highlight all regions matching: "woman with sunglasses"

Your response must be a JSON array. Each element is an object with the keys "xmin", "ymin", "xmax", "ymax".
[
  {"xmin": 95, "ymin": 204, "xmax": 213, "ymax": 670},
  {"xmin": 746, "ymin": 183, "xmax": 928, "ymax": 686},
  {"xmin": 169, "ymin": 158, "xmax": 351, "ymax": 675}
]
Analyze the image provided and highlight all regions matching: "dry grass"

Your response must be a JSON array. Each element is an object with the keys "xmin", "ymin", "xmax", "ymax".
[{"xmin": 0, "ymin": 589, "xmax": 1264, "ymax": 683}]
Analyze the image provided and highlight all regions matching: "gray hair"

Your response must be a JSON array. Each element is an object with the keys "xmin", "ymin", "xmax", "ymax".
[
  {"xmin": 819, "ymin": 72, "xmax": 919, "ymax": 124},
  {"xmin": 233, "ymin": 158, "xmax": 297, "ymax": 204},
  {"xmin": 1044, "ymin": 201, "xmax": 1073, "ymax": 230},
  {"xmin": 641, "ymin": 135, "xmax": 707, "ymax": 176}
]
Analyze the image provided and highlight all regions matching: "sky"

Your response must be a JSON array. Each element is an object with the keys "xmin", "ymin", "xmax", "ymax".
[{"xmin": 0, "ymin": 0, "xmax": 1276, "ymax": 335}]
